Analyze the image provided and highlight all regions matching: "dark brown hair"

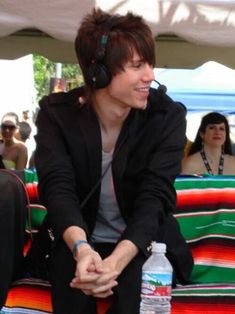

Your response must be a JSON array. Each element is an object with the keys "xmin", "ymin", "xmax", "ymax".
[
  {"xmin": 189, "ymin": 112, "xmax": 232, "ymax": 155},
  {"xmin": 75, "ymin": 8, "xmax": 155, "ymax": 97}
]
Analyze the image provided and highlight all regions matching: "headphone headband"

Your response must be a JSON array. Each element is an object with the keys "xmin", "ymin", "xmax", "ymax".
[
  {"xmin": 95, "ymin": 33, "xmax": 109, "ymax": 61},
  {"xmin": 85, "ymin": 15, "xmax": 119, "ymax": 89}
]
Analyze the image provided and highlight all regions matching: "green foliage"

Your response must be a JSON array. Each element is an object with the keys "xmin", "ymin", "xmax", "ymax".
[
  {"xmin": 33, "ymin": 54, "xmax": 83, "ymax": 102},
  {"xmin": 33, "ymin": 55, "xmax": 54, "ymax": 101}
]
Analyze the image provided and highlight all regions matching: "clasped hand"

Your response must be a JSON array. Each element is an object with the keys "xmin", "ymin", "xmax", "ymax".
[{"xmin": 70, "ymin": 246, "xmax": 119, "ymax": 298}]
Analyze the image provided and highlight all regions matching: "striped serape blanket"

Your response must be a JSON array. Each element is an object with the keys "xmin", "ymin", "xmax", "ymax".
[
  {"xmin": 3, "ymin": 172, "xmax": 235, "ymax": 313},
  {"xmin": 172, "ymin": 283, "xmax": 235, "ymax": 313},
  {"xmin": 174, "ymin": 175, "xmax": 235, "ymax": 284},
  {"xmin": 2, "ymin": 278, "xmax": 52, "ymax": 314}
]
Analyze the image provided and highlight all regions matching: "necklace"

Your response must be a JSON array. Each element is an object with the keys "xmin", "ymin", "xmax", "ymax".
[{"xmin": 200, "ymin": 149, "xmax": 224, "ymax": 175}]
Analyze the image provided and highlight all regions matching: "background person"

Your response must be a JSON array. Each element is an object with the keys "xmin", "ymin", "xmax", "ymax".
[
  {"xmin": 0, "ymin": 112, "xmax": 27, "ymax": 170},
  {"xmin": 16, "ymin": 121, "xmax": 32, "ymax": 143},
  {"xmin": 34, "ymin": 9, "xmax": 193, "ymax": 314},
  {"xmin": 16, "ymin": 121, "xmax": 36, "ymax": 168},
  {"xmin": 181, "ymin": 112, "xmax": 235, "ymax": 175}
]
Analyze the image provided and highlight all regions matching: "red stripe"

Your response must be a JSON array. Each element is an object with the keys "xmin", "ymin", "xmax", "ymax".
[
  {"xmin": 177, "ymin": 190, "xmax": 235, "ymax": 208},
  {"xmin": 25, "ymin": 182, "xmax": 39, "ymax": 202},
  {"xmin": 172, "ymin": 299, "xmax": 235, "ymax": 313},
  {"xmin": 192, "ymin": 244, "xmax": 235, "ymax": 263}
]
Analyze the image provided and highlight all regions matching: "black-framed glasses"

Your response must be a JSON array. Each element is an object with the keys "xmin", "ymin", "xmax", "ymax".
[{"xmin": 1, "ymin": 124, "xmax": 17, "ymax": 131}]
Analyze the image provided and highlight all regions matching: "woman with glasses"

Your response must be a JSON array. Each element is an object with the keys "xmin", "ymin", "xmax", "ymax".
[{"xmin": 0, "ymin": 112, "xmax": 27, "ymax": 170}]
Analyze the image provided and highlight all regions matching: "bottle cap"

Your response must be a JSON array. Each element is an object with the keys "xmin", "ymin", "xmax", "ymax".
[{"xmin": 151, "ymin": 242, "xmax": 166, "ymax": 253}]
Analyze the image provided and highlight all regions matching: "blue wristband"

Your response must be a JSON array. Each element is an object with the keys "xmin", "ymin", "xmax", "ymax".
[{"xmin": 72, "ymin": 239, "xmax": 88, "ymax": 256}]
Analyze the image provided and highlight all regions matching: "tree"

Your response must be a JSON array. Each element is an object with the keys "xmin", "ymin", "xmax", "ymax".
[{"xmin": 33, "ymin": 54, "xmax": 83, "ymax": 102}]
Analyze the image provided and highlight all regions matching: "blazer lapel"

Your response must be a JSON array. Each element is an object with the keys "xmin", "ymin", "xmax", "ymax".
[
  {"xmin": 77, "ymin": 105, "xmax": 102, "ymax": 188},
  {"xmin": 112, "ymin": 110, "xmax": 137, "ymax": 184}
]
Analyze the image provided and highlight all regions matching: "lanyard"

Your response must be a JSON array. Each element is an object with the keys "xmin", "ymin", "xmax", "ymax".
[{"xmin": 200, "ymin": 149, "xmax": 224, "ymax": 175}]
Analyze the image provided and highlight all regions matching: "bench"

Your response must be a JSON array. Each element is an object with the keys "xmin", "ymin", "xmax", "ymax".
[{"xmin": 2, "ymin": 170, "xmax": 235, "ymax": 313}]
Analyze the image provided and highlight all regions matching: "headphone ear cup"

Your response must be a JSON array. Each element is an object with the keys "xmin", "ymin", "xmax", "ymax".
[{"xmin": 85, "ymin": 63, "xmax": 112, "ymax": 89}]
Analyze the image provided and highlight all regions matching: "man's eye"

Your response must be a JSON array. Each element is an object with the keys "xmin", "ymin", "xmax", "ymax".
[{"xmin": 132, "ymin": 63, "xmax": 141, "ymax": 68}]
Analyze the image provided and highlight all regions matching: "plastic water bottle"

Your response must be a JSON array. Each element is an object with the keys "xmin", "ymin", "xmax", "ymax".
[{"xmin": 140, "ymin": 242, "xmax": 173, "ymax": 314}]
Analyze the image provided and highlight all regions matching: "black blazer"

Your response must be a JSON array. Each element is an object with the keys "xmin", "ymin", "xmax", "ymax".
[{"xmin": 35, "ymin": 87, "xmax": 193, "ymax": 283}]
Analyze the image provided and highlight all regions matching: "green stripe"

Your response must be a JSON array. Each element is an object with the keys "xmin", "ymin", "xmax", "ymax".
[
  {"xmin": 29, "ymin": 206, "xmax": 47, "ymax": 228},
  {"xmin": 172, "ymin": 285, "xmax": 235, "ymax": 296},
  {"xmin": 176, "ymin": 212, "xmax": 235, "ymax": 240},
  {"xmin": 174, "ymin": 177, "xmax": 235, "ymax": 190},
  {"xmin": 24, "ymin": 168, "xmax": 38, "ymax": 184},
  {"xmin": 191, "ymin": 265, "xmax": 235, "ymax": 283}
]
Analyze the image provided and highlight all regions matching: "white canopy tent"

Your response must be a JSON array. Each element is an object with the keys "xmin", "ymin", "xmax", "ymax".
[
  {"xmin": 1, "ymin": 0, "xmax": 235, "ymax": 68},
  {"xmin": 0, "ymin": 55, "xmax": 36, "ymax": 120},
  {"xmin": 153, "ymin": 61, "xmax": 235, "ymax": 141},
  {"xmin": 154, "ymin": 61, "xmax": 235, "ymax": 114},
  {"xmin": 1, "ymin": 0, "xmax": 235, "ymax": 141}
]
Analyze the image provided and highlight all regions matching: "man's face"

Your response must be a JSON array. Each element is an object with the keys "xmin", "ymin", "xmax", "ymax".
[{"xmin": 107, "ymin": 51, "xmax": 154, "ymax": 110}]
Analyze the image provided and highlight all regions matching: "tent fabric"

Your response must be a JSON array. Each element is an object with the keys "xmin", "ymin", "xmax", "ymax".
[
  {"xmin": 153, "ymin": 62, "xmax": 235, "ymax": 114},
  {"xmin": 1, "ymin": 1, "xmax": 235, "ymax": 67},
  {"xmin": 1, "ymin": 0, "xmax": 235, "ymax": 46},
  {"xmin": 154, "ymin": 62, "xmax": 235, "ymax": 92}
]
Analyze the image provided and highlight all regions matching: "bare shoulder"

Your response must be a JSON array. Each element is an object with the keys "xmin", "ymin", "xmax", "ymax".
[
  {"xmin": 181, "ymin": 152, "xmax": 202, "ymax": 174},
  {"xmin": 15, "ymin": 141, "xmax": 27, "ymax": 153},
  {"xmin": 221, "ymin": 154, "xmax": 235, "ymax": 175},
  {"xmin": 226, "ymin": 154, "xmax": 235, "ymax": 161},
  {"xmin": 225, "ymin": 155, "xmax": 235, "ymax": 166},
  {"xmin": 182, "ymin": 152, "xmax": 201, "ymax": 166}
]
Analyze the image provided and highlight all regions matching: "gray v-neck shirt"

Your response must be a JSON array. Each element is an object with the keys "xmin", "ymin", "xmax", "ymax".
[{"xmin": 91, "ymin": 150, "xmax": 126, "ymax": 243}]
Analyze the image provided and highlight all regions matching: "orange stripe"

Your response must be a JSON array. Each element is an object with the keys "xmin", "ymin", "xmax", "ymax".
[{"xmin": 5, "ymin": 286, "xmax": 52, "ymax": 312}]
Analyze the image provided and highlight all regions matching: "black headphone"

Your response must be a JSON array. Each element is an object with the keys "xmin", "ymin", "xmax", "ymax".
[
  {"xmin": 85, "ymin": 34, "xmax": 111, "ymax": 89},
  {"xmin": 85, "ymin": 17, "xmax": 117, "ymax": 89}
]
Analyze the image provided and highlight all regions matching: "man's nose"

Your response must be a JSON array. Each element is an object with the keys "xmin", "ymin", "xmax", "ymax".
[{"xmin": 143, "ymin": 64, "xmax": 154, "ymax": 81}]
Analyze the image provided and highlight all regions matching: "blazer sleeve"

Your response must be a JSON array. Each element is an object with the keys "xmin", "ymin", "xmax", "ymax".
[
  {"xmin": 119, "ymin": 98, "xmax": 187, "ymax": 256},
  {"xmin": 34, "ymin": 92, "xmax": 89, "ymax": 238}
]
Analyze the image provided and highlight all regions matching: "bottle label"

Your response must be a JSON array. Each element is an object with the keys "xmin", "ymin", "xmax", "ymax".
[{"xmin": 141, "ymin": 271, "xmax": 172, "ymax": 298}]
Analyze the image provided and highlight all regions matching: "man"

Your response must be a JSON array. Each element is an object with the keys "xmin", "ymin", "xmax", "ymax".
[{"xmin": 35, "ymin": 9, "xmax": 193, "ymax": 314}]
